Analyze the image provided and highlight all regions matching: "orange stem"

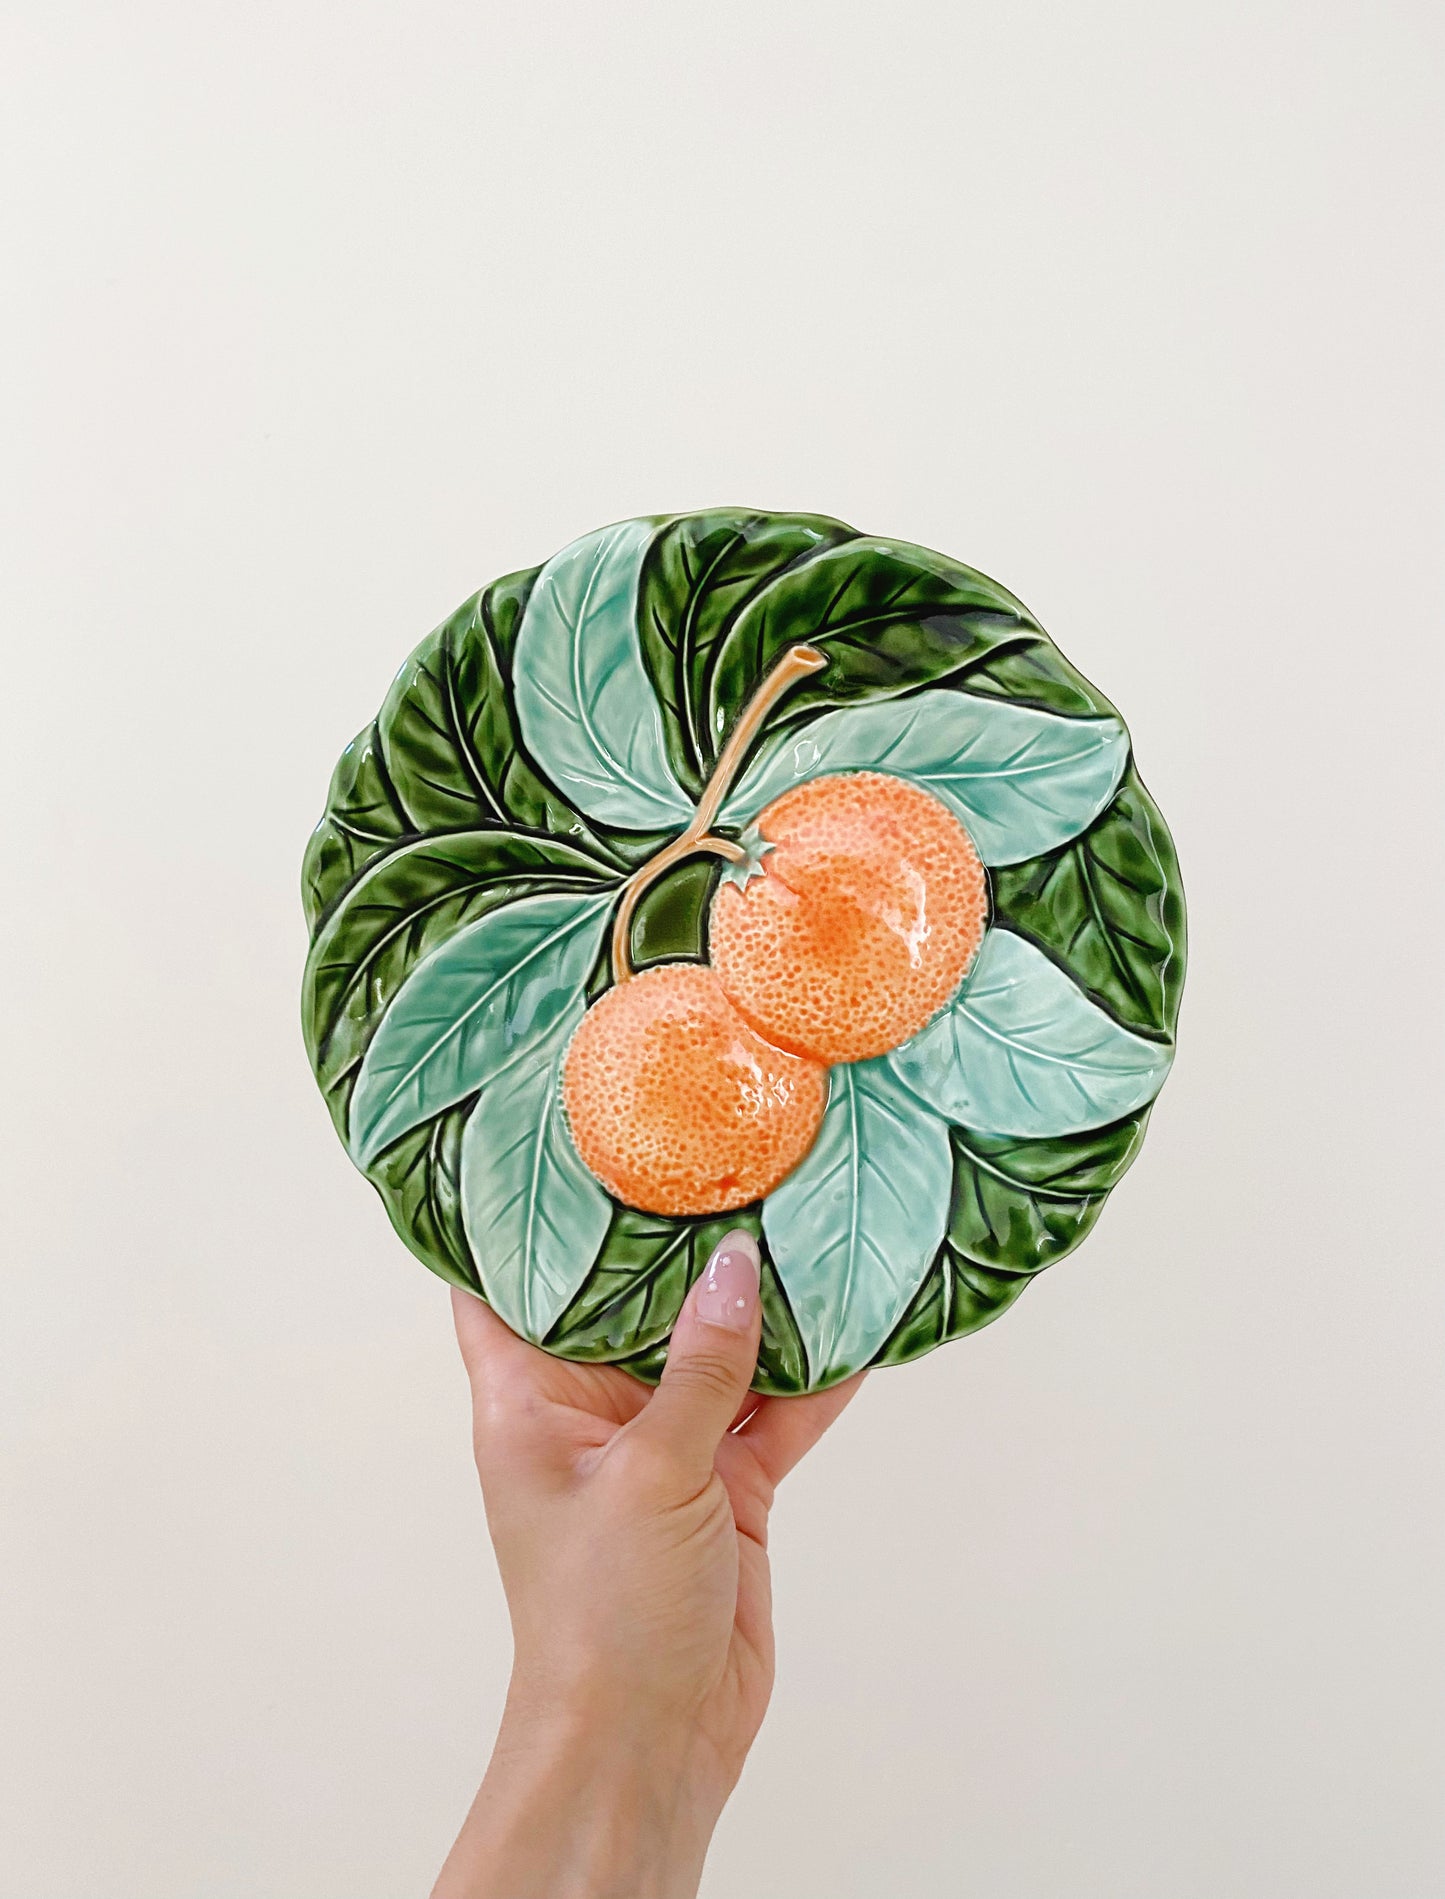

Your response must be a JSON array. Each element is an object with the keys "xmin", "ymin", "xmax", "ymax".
[{"xmin": 611, "ymin": 642, "xmax": 826, "ymax": 980}]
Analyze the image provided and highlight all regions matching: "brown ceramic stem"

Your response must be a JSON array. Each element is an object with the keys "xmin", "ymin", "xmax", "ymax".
[{"xmin": 610, "ymin": 642, "xmax": 826, "ymax": 980}]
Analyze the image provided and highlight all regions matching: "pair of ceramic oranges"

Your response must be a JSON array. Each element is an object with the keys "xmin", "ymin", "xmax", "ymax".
[{"xmin": 563, "ymin": 770, "xmax": 987, "ymax": 1217}]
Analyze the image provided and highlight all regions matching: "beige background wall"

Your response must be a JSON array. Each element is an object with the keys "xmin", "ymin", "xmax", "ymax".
[{"xmin": 3, "ymin": 3, "xmax": 1443, "ymax": 1894}]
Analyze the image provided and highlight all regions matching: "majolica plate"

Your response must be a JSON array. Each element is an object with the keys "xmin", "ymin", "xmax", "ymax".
[{"xmin": 301, "ymin": 510, "xmax": 1186, "ymax": 1393}]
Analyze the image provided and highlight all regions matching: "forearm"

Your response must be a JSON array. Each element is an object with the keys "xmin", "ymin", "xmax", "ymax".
[
  {"xmin": 436, "ymin": 1240, "xmax": 839, "ymax": 1898},
  {"xmin": 431, "ymin": 1699, "xmax": 723, "ymax": 1899}
]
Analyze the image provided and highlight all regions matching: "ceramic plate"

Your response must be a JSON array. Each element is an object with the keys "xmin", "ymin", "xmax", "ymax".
[{"xmin": 301, "ymin": 510, "xmax": 1186, "ymax": 1392}]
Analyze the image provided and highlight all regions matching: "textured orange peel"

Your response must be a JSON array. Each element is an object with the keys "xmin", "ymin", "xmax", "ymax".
[
  {"xmin": 562, "ymin": 963, "xmax": 828, "ymax": 1217},
  {"xmin": 710, "ymin": 771, "xmax": 986, "ymax": 1066}
]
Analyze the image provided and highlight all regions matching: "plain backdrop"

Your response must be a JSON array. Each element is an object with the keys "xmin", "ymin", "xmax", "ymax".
[{"xmin": 3, "ymin": 3, "xmax": 1443, "ymax": 1895}]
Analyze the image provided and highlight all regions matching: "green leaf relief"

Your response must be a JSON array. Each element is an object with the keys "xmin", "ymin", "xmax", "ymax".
[
  {"xmin": 706, "ymin": 536, "xmax": 1041, "ymax": 750},
  {"xmin": 991, "ymin": 766, "xmax": 1185, "ymax": 1038},
  {"xmin": 301, "ymin": 559, "xmax": 628, "ymax": 934},
  {"xmin": 763, "ymin": 1060, "xmax": 954, "ymax": 1387},
  {"xmin": 948, "ymin": 1116, "xmax": 1146, "ymax": 1274},
  {"xmin": 874, "ymin": 1114, "xmax": 1148, "ymax": 1369},
  {"xmin": 550, "ymin": 1221, "xmax": 809, "ymax": 1397},
  {"xmin": 302, "ymin": 721, "xmax": 411, "ymax": 929},
  {"xmin": 636, "ymin": 508, "xmax": 858, "ymax": 795},
  {"xmin": 547, "ymin": 1207, "xmax": 757, "ymax": 1360},
  {"xmin": 379, "ymin": 586, "xmax": 612, "ymax": 855},
  {"xmin": 513, "ymin": 519, "xmax": 696, "ymax": 830},
  {"xmin": 302, "ymin": 830, "xmax": 618, "ymax": 1137},
  {"xmin": 721, "ymin": 688, "xmax": 1127, "ymax": 864},
  {"xmin": 366, "ymin": 1101, "xmax": 479, "ymax": 1294},
  {"xmin": 459, "ymin": 1008, "xmax": 612, "ymax": 1342},
  {"xmin": 348, "ymin": 888, "xmax": 613, "ymax": 1168},
  {"xmin": 889, "ymin": 928, "xmax": 1173, "ymax": 1138},
  {"xmin": 875, "ymin": 1253, "xmax": 1033, "ymax": 1368}
]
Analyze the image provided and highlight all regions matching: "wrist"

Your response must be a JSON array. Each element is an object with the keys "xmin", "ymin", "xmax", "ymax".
[
  {"xmin": 433, "ymin": 1690, "xmax": 726, "ymax": 1899},
  {"xmin": 500, "ymin": 1654, "xmax": 742, "ymax": 1806}
]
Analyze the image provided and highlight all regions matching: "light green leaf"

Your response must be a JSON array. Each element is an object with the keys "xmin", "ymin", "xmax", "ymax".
[
  {"xmin": 459, "ymin": 1008, "xmax": 612, "ymax": 1342},
  {"xmin": 348, "ymin": 888, "xmax": 612, "ymax": 1167},
  {"xmin": 513, "ymin": 519, "xmax": 695, "ymax": 831},
  {"xmin": 890, "ymin": 928, "xmax": 1172, "ymax": 1137},
  {"xmin": 721, "ymin": 688, "xmax": 1127, "ymax": 864},
  {"xmin": 302, "ymin": 828, "xmax": 617, "ymax": 1138},
  {"xmin": 762, "ymin": 1060, "xmax": 953, "ymax": 1386}
]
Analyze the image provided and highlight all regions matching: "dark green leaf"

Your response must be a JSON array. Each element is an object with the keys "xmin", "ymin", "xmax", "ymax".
[
  {"xmin": 959, "ymin": 632, "xmax": 1119, "ymax": 720},
  {"xmin": 949, "ymin": 1116, "xmax": 1147, "ymax": 1273},
  {"xmin": 382, "ymin": 580, "xmax": 627, "ymax": 856},
  {"xmin": 706, "ymin": 537, "xmax": 1043, "ymax": 772},
  {"xmin": 302, "ymin": 721, "xmax": 411, "ymax": 930},
  {"xmin": 637, "ymin": 508, "xmax": 857, "ymax": 795},
  {"xmin": 367, "ymin": 1100, "xmax": 478, "ymax": 1293},
  {"xmin": 478, "ymin": 564, "xmax": 538, "ymax": 668},
  {"xmin": 300, "ymin": 564, "xmax": 642, "ymax": 943},
  {"xmin": 626, "ymin": 855, "xmax": 718, "ymax": 970},
  {"xmin": 875, "ymin": 1250, "xmax": 1033, "ymax": 1369},
  {"xmin": 556, "ymin": 1212, "xmax": 809, "ymax": 1396},
  {"xmin": 991, "ymin": 766, "xmax": 1186, "ymax": 1038},
  {"xmin": 755, "ymin": 1256, "xmax": 811, "ymax": 1395},
  {"xmin": 547, "ymin": 1208, "xmax": 750, "ymax": 1360}
]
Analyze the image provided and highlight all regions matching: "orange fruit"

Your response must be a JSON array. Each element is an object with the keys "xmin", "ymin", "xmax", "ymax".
[
  {"xmin": 709, "ymin": 771, "xmax": 987, "ymax": 1064},
  {"xmin": 562, "ymin": 962, "xmax": 828, "ymax": 1217}
]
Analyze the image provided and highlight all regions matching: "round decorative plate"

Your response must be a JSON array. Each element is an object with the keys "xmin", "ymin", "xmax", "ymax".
[{"xmin": 301, "ymin": 510, "xmax": 1186, "ymax": 1393}]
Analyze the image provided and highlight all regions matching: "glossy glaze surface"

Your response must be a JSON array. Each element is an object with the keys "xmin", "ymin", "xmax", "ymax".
[{"xmin": 300, "ymin": 508, "xmax": 1187, "ymax": 1393}]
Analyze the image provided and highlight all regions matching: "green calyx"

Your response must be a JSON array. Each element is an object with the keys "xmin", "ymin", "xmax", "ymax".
[{"xmin": 717, "ymin": 825, "xmax": 775, "ymax": 891}]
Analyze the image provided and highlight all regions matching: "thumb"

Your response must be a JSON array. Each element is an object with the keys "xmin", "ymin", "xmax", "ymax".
[{"xmin": 630, "ymin": 1228, "xmax": 762, "ymax": 1485}]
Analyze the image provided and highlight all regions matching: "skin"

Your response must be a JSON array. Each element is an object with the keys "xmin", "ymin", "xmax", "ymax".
[{"xmin": 432, "ymin": 1230, "xmax": 864, "ymax": 1899}]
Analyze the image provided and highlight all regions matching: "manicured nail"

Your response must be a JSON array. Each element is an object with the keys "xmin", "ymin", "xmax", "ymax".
[{"xmin": 695, "ymin": 1229, "xmax": 760, "ymax": 1330}]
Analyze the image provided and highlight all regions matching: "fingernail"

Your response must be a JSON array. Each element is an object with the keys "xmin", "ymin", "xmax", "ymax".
[{"xmin": 695, "ymin": 1229, "xmax": 760, "ymax": 1330}]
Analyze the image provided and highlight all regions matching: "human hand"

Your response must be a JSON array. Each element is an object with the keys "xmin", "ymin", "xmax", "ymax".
[{"xmin": 432, "ymin": 1229, "xmax": 864, "ymax": 1899}]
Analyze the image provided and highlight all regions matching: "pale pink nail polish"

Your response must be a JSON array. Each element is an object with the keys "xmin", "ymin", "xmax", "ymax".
[{"xmin": 695, "ymin": 1230, "xmax": 760, "ymax": 1329}]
